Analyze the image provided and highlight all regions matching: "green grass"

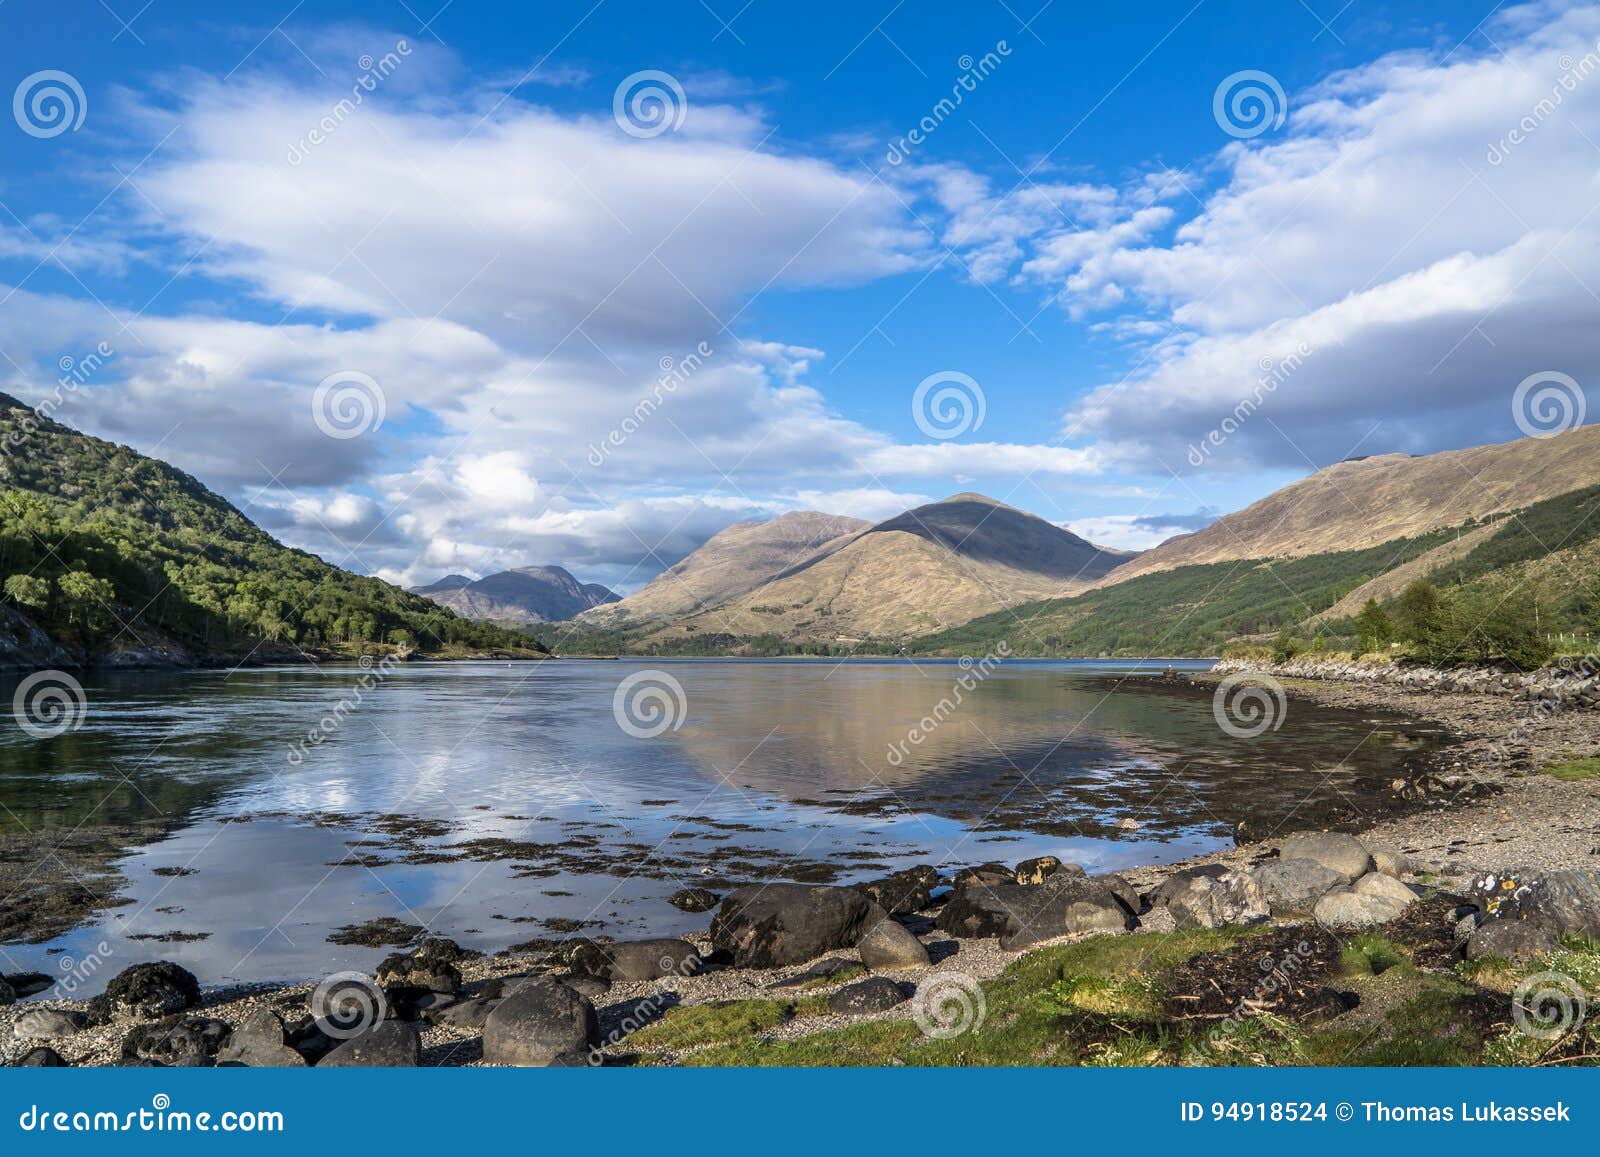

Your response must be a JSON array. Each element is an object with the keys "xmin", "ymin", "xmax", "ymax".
[
  {"xmin": 1540, "ymin": 755, "xmax": 1600, "ymax": 782},
  {"xmin": 1338, "ymin": 933, "xmax": 1414, "ymax": 978}
]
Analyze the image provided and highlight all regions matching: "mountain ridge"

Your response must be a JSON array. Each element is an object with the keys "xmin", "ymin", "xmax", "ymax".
[{"xmin": 414, "ymin": 565, "xmax": 620, "ymax": 624}]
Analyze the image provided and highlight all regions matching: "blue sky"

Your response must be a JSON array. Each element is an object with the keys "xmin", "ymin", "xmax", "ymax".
[{"xmin": 3, "ymin": 0, "xmax": 1597, "ymax": 591}]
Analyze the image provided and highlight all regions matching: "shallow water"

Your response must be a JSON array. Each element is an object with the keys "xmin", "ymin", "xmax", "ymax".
[{"xmin": 0, "ymin": 658, "xmax": 1440, "ymax": 990}]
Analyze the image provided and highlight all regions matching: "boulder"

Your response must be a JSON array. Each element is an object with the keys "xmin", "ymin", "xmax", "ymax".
[
  {"xmin": 102, "ymin": 961, "xmax": 201, "ymax": 1020},
  {"xmin": 375, "ymin": 951, "xmax": 461, "ymax": 995},
  {"xmin": 12, "ymin": 1008, "xmax": 86, "ymax": 1042},
  {"xmin": 122, "ymin": 1016, "xmax": 230, "ymax": 1066},
  {"xmin": 215, "ymin": 1009, "xmax": 306, "ymax": 1068},
  {"xmin": 13, "ymin": 1047, "xmax": 68, "ymax": 1067},
  {"xmin": 570, "ymin": 938, "xmax": 700, "ymax": 982},
  {"xmin": 1467, "ymin": 868, "xmax": 1600, "ymax": 938},
  {"xmin": 428, "ymin": 997, "xmax": 496, "ymax": 1031},
  {"xmin": 938, "ymin": 873, "xmax": 1137, "ymax": 949},
  {"xmin": 710, "ymin": 884, "xmax": 874, "ymax": 968},
  {"xmin": 1251, "ymin": 858, "xmax": 1346, "ymax": 915},
  {"xmin": 4, "ymin": 972, "xmax": 52, "ymax": 999},
  {"xmin": 856, "ymin": 918, "xmax": 931, "ymax": 970},
  {"xmin": 667, "ymin": 887, "xmax": 720, "ymax": 914},
  {"xmin": 1366, "ymin": 845, "xmax": 1414, "ymax": 878},
  {"xmin": 827, "ymin": 976, "xmax": 908, "ymax": 1015},
  {"xmin": 411, "ymin": 936, "xmax": 476, "ymax": 965},
  {"xmin": 316, "ymin": 1021, "xmax": 420, "ymax": 1067},
  {"xmin": 1152, "ymin": 866, "xmax": 1270, "ymax": 930},
  {"xmin": 951, "ymin": 863, "xmax": 1015, "ymax": 890},
  {"xmin": 1314, "ymin": 887, "xmax": 1406, "ymax": 928},
  {"xmin": 860, "ymin": 866, "xmax": 939, "ymax": 915},
  {"xmin": 481, "ymin": 979, "xmax": 599, "ymax": 1066},
  {"xmin": 1276, "ymin": 833, "xmax": 1373, "ymax": 881},
  {"xmin": 1466, "ymin": 918, "xmax": 1561, "ymax": 963},
  {"xmin": 1014, "ymin": 856, "xmax": 1064, "ymax": 885},
  {"xmin": 1352, "ymin": 871, "xmax": 1417, "ymax": 909},
  {"xmin": 560, "ymin": 975, "xmax": 611, "ymax": 1002}
]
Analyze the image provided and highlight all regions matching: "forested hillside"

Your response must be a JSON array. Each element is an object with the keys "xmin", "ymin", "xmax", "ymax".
[{"xmin": 0, "ymin": 393, "xmax": 544, "ymax": 665}]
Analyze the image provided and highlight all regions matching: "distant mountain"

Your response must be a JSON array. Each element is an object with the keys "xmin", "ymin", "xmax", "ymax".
[
  {"xmin": 415, "ymin": 565, "xmax": 620, "ymax": 624},
  {"xmin": 623, "ymin": 494, "xmax": 1135, "ymax": 645},
  {"xmin": 0, "ymin": 393, "xmax": 543, "ymax": 669},
  {"xmin": 578, "ymin": 510, "xmax": 869, "ymax": 631},
  {"xmin": 1097, "ymin": 425, "xmax": 1600, "ymax": 586}
]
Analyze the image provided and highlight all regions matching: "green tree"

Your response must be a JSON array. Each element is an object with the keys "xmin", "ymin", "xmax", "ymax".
[
  {"xmin": 56, "ymin": 570, "xmax": 117, "ymax": 629},
  {"xmin": 1391, "ymin": 580, "xmax": 1441, "ymax": 642},
  {"xmin": 3, "ymin": 573, "xmax": 52, "ymax": 611},
  {"xmin": 1353, "ymin": 598, "xmax": 1394, "ymax": 653}
]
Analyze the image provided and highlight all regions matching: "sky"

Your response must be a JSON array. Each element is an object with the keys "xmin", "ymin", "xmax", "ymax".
[{"xmin": 2, "ymin": 0, "xmax": 1597, "ymax": 593}]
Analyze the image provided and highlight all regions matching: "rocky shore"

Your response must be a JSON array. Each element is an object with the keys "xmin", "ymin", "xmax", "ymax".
[{"xmin": 2, "ymin": 666, "xmax": 1597, "ymax": 1068}]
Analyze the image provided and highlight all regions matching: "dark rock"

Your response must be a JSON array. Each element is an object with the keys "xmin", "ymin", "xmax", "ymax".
[
  {"xmin": 1251, "ymin": 858, "xmax": 1346, "ymax": 915},
  {"xmin": 570, "ymin": 938, "xmax": 700, "ymax": 982},
  {"xmin": 102, "ymin": 961, "xmax": 201, "ymax": 1020},
  {"xmin": 950, "ymin": 863, "xmax": 1014, "ymax": 890},
  {"xmin": 122, "ymin": 1015, "xmax": 229, "ymax": 1066},
  {"xmin": 938, "ymin": 872, "xmax": 1137, "ymax": 948},
  {"xmin": 767, "ymin": 957, "xmax": 861, "ymax": 989},
  {"xmin": 411, "ymin": 936, "xmax": 477, "ymax": 965},
  {"xmin": 856, "ymin": 918, "xmax": 931, "ymax": 969},
  {"xmin": 710, "ymin": 884, "xmax": 874, "ymax": 968},
  {"xmin": 375, "ymin": 951, "xmax": 461, "ymax": 995},
  {"xmin": 860, "ymin": 866, "xmax": 939, "ymax": 915},
  {"xmin": 428, "ymin": 996, "xmax": 496, "ymax": 1031},
  {"xmin": 1015, "ymin": 856, "xmax": 1082, "ymax": 885},
  {"xmin": 560, "ymin": 975, "xmax": 611, "ymax": 1001},
  {"xmin": 827, "ymin": 976, "xmax": 908, "ymax": 1015},
  {"xmin": 0, "ymin": 977, "xmax": 13, "ymax": 1006},
  {"xmin": 4, "ymin": 972, "xmax": 52, "ymax": 999},
  {"xmin": 1153, "ymin": 867, "xmax": 1270, "ymax": 930},
  {"xmin": 1466, "ymin": 918, "xmax": 1562, "ymax": 963},
  {"xmin": 1468, "ymin": 867, "xmax": 1600, "ymax": 937},
  {"xmin": 482, "ymin": 978, "xmax": 599, "ymax": 1066},
  {"xmin": 216, "ymin": 1009, "xmax": 306, "ymax": 1067},
  {"xmin": 13, "ymin": 1047, "xmax": 68, "ymax": 1067},
  {"xmin": 317, "ymin": 1021, "xmax": 420, "ymax": 1067},
  {"xmin": 668, "ymin": 888, "xmax": 720, "ymax": 914}
]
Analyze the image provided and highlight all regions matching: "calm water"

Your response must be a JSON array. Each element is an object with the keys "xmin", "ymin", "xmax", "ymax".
[{"xmin": 0, "ymin": 659, "xmax": 1440, "ymax": 990}]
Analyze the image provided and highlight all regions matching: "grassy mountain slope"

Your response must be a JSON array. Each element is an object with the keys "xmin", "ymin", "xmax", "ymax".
[
  {"xmin": 0, "ymin": 393, "xmax": 544, "ymax": 666},
  {"xmin": 1102, "ymin": 425, "xmax": 1600, "ymax": 585}
]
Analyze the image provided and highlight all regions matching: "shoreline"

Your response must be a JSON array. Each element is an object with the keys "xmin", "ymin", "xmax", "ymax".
[{"xmin": 3, "ymin": 667, "xmax": 1596, "ymax": 1067}]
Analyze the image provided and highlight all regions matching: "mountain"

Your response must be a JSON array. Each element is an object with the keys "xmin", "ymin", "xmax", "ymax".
[
  {"xmin": 577, "ymin": 510, "xmax": 869, "ymax": 630},
  {"xmin": 622, "ymin": 494, "xmax": 1135, "ymax": 646},
  {"xmin": 0, "ymin": 393, "xmax": 544, "ymax": 668},
  {"xmin": 1098, "ymin": 425, "xmax": 1600, "ymax": 585},
  {"xmin": 908, "ymin": 428, "xmax": 1600, "ymax": 659},
  {"xmin": 415, "ymin": 565, "xmax": 619, "ymax": 624}
]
